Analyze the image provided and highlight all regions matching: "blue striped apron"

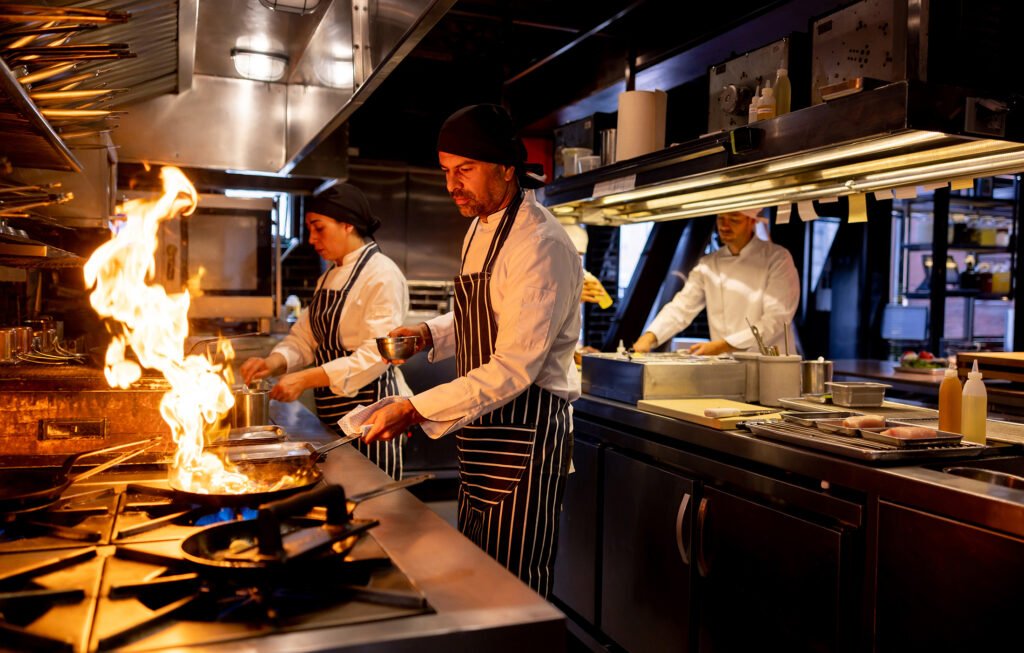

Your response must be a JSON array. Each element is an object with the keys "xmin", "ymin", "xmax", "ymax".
[
  {"xmin": 454, "ymin": 192, "xmax": 573, "ymax": 597},
  {"xmin": 310, "ymin": 243, "xmax": 404, "ymax": 480}
]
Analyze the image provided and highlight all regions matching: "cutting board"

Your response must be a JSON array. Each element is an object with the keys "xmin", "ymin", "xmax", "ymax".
[{"xmin": 637, "ymin": 398, "xmax": 781, "ymax": 430}]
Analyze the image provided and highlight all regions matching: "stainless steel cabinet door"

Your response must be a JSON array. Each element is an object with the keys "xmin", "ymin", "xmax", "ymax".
[{"xmin": 601, "ymin": 448, "xmax": 696, "ymax": 653}]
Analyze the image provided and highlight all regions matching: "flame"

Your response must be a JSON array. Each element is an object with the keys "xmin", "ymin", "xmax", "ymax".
[{"xmin": 84, "ymin": 166, "xmax": 257, "ymax": 494}]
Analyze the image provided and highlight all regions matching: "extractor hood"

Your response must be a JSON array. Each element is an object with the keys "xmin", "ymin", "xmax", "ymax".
[{"xmin": 541, "ymin": 81, "xmax": 1024, "ymax": 224}]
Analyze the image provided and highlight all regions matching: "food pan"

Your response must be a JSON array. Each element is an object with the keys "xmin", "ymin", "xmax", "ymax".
[
  {"xmin": 779, "ymin": 411, "xmax": 859, "ymax": 428},
  {"xmin": 858, "ymin": 422, "xmax": 962, "ymax": 448},
  {"xmin": 814, "ymin": 418, "xmax": 864, "ymax": 437},
  {"xmin": 826, "ymin": 381, "xmax": 890, "ymax": 407}
]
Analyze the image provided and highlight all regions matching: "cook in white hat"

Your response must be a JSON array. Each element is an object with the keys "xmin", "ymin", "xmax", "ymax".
[{"xmin": 632, "ymin": 208, "xmax": 800, "ymax": 355}]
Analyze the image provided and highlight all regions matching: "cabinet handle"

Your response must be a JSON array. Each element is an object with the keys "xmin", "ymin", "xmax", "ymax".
[
  {"xmin": 696, "ymin": 496, "xmax": 710, "ymax": 578},
  {"xmin": 675, "ymin": 492, "xmax": 691, "ymax": 565}
]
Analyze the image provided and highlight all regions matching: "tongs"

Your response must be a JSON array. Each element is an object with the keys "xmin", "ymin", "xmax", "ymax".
[{"xmin": 746, "ymin": 318, "xmax": 769, "ymax": 355}]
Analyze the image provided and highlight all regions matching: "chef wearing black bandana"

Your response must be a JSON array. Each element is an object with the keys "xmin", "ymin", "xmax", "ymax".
[
  {"xmin": 240, "ymin": 183, "xmax": 409, "ymax": 480},
  {"xmin": 360, "ymin": 104, "xmax": 583, "ymax": 596}
]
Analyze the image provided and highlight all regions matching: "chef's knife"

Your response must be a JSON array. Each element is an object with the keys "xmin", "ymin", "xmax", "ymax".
[{"xmin": 703, "ymin": 407, "xmax": 777, "ymax": 418}]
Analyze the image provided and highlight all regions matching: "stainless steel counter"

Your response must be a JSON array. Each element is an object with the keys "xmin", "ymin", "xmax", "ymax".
[
  {"xmin": 193, "ymin": 401, "xmax": 564, "ymax": 653},
  {"xmin": 574, "ymin": 395, "xmax": 1024, "ymax": 540}
]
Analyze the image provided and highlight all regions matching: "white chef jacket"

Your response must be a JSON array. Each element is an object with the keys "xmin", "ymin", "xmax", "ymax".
[
  {"xmin": 411, "ymin": 191, "xmax": 583, "ymax": 436},
  {"xmin": 646, "ymin": 236, "xmax": 799, "ymax": 352},
  {"xmin": 272, "ymin": 244, "xmax": 409, "ymax": 397}
]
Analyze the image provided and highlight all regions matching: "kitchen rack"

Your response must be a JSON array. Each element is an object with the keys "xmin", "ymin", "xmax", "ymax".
[{"xmin": 0, "ymin": 58, "xmax": 81, "ymax": 172}]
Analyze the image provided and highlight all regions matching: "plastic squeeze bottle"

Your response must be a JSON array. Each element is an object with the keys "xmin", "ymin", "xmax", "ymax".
[
  {"xmin": 937, "ymin": 360, "xmax": 962, "ymax": 433},
  {"xmin": 961, "ymin": 360, "xmax": 987, "ymax": 444},
  {"xmin": 774, "ymin": 64, "xmax": 792, "ymax": 115},
  {"xmin": 757, "ymin": 80, "xmax": 776, "ymax": 121},
  {"xmin": 748, "ymin": 83, "xmax": 762, "ymax": 124}
]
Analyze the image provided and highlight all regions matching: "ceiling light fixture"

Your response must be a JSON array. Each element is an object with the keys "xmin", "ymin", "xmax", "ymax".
[
  {"xmin": 315, "ymin": 58, "xmax": 354, "ymax": 89},
  {"xmin": 257, "ymin": 0, "xmax": 322, "ymax": 15},
  {"xmin": 231, "ymin": 48, "xmax": 288, "ymax": 82}
]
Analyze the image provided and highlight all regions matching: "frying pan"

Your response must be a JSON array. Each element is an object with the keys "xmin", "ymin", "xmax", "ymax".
[
  {"xmin": 179, "ymin": 474, "xmax": 432, "ymax": 582},
  {"xmin": 166, "ymin": 434, "xmax": 363, "ymax": 507},
  {"xmin": 0, "ymin": 439, "xmax": 157, "ymax": 514}
]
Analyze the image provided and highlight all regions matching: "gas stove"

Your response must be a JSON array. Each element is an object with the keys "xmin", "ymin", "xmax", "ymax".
[{"xmin": 0, "ymin": 468, "xmax": 431, "ymax": 652}]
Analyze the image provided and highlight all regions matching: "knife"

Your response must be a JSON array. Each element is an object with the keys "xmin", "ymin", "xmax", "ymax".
[{"xmin": 703, "ymin": 407, "xmax": 777, "ymax": 418}]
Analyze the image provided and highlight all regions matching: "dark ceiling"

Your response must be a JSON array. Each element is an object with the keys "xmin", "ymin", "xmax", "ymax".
[{"xmin": 347, "ymin": 0, "xmax": 799, "ymax": 167}]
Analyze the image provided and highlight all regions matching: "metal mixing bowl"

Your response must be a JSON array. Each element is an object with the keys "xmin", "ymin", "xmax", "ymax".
[{"xmin": 376, "ymin": 336, "xmax": 420, "ymax": 362}]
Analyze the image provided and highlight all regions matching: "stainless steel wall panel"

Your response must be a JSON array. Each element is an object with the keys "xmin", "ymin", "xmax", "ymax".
[
  {"xmin": 404, "ymin": 169, "xmax": 463, "ymax": 280},
  {"xmin": 113, "ymin": 74, "xmax": 287, "ymax": 171}
]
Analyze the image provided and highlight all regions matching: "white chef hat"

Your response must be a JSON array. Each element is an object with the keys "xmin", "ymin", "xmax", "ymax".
[{"xmin": 563, "ymin": 223, "xmax": 589, "ymax": 254}]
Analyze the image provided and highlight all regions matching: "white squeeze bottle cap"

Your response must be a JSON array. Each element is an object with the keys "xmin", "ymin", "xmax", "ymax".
[
  {"xmin": 968, "ymin": 359, "xmax": 982, "ymax": 380},
  {"xmin": 945, "ymin": 360, "xmax": 957, "ymax": 377}
]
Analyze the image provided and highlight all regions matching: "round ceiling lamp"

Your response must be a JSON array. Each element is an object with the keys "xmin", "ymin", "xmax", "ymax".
[{"xmin": 257, "ymin": 0, "xmax": 322, "ymax": 15}]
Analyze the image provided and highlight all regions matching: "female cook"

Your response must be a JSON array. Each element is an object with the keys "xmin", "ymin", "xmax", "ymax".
[{"xmin": 240, "ymin": 183, "xmax": 409, "ymax": 479}]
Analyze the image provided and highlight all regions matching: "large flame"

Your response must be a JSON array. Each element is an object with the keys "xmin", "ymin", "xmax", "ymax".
[{"xmin": 84, "ymin": 166, "xmax": 256, "ymax": 494}]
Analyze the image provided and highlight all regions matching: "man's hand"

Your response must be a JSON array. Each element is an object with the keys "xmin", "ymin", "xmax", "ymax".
[
  {"xmin": 269, "ymin": 367, "xmax": 328, "ymax": 402},
  {"xmin": 239, "ymin": 353, "xmax": 286, "ymax": 384},
  {"xmin": 382, "ymin": 323, "xmax": 432, "ymax": 364},
  {"xmin": 632, "ymin": 332, "xmax": 658, "ymax": 353},
  {"xmin": 362, "ymin": 398, "xmax": 425, "ymax": 443},
  {"xmin": 581, "ymin": 277, "xmax": 605, "ymax": 303},
  {"xmin": 688, "ymin": 339, "xmax": 735, "ymax": 356}
]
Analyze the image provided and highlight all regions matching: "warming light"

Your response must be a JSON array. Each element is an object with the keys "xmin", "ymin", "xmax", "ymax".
[
  {"xmin": 257, "ymin": 0, "xmax": 321, "ymax": 15},
  {"xmin": 84, "ymin": 167, "xmax": 274, "ymax": 494},
  {"xmin": 231, "ymin": 48, "xmax": 288, "ymax": 82}
]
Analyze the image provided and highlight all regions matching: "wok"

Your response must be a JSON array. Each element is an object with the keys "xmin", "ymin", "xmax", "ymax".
[
  {"xmin": 166, "ymin": 433, "xmax": 362, "ymax": 507},
  {"xmin": 0, "ymin": 439, "xmax": 157, "ymax": 514},
  {"xmin": 179, "ymin": 474, "xmax": 432, "ymax": 582}
]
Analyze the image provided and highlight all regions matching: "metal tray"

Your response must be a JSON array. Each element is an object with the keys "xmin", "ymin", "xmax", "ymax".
[
  {"xmin": 859, "ymin": 422, "xmax": 963, "ymax": 448},
  {"xmin": 780, "ymin": 411, "xmax": 859, "ymax": 428},
  {"xmin": 814, "ymin": 418, "xmax": 863, "ymax": 437},
  {"xmin": 743, "ymin": 419, "xmax": 986, "ymax": 462}
]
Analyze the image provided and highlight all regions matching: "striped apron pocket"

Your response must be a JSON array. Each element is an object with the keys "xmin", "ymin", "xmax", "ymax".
[{"xmin": 457, "ymin": 423, "xmax": 535, "ymax": 506}]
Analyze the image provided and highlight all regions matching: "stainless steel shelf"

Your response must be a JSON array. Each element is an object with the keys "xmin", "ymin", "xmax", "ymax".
[{"xmin": 0, "ymin": 58, "xmax": 82, "ymax": 172}]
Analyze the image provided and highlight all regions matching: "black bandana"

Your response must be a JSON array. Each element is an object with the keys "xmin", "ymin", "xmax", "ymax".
[
  {"xmin": 307, "ymin": 183, "xmax": 382, "ymax": 236},
  {"xmin": 437, "ymin": 104, "xmax": 545, "ymax": 189}
]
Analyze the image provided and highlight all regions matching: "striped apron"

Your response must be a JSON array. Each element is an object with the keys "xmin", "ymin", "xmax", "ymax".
[
  {"xmin": 310, "ymin": 243, "xmax": 404, "ymax": 480},
  {"xmin": 454, "ymin": 192, "xmax": 573, "ymax": 597}
]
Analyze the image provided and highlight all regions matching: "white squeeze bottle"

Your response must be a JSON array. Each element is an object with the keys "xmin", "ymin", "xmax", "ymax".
[
  {"xmin": 961, "ymin": 360, "xmax": 987, "ymax": 444},
  {"xmin": 757, "ymin": 80, "xmax": 776, "ymax": 121},
  {"xmin": 748, "ymin": 83, "xmax": 762, "ymax": 123},
  {"xmin": 774, "ymin": 64, "xmax": 791, "ymax": 115}
]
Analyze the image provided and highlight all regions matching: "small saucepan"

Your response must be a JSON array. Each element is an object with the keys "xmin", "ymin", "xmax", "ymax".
[{"xmin": 166, "ymin": 434, "xmax": 362, "ymax": 507}]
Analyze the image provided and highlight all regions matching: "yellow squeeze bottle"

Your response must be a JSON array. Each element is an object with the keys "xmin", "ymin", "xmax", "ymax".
[
  {"xmin": 584, "ymin": 270, "xmax": 614, "ymax": 309},
  {"xmin": 961, "ymin": 360, "xmax": 987, "ymax": 444},
  {"xmin": 937, "ymin": 361, "xmax": 962, "ymax": 433}
]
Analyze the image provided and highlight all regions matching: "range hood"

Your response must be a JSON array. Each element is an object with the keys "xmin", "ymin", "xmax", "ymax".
[{"xmin": 541, "ymin": 81, "xmax": 1024, "ymax": 224}]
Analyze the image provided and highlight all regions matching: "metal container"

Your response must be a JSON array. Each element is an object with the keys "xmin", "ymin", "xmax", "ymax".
[
  {"xmin": 826, "ymin": 381, "xmax": 890, "ymax": 407},
  {"xmin": 732, "ymin": 351, "xmax": 761, "ymax": 402},
  {"xmin": 11, "ymin": 326, "xmax": 32, "ymax": 355},
  {"xmin": 232, "ymin": 382, "xmax": 271, "ymax": 428},
  {"xmin": 757, "ymin": 355, "xmax": 802, "ymax": 407},
  {"xmin": 581, "ymin": 353, "xmax": 746, "ymax": 404},
  {"xmin": 801, "ymin": 358, "xmax": 833, "ymax": 395},
  {"xmin": 0, "ymin": 328, "xmax": 16, "ymax": 363}
]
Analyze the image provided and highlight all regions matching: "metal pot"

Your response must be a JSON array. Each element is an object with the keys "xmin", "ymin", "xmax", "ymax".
[
  {"xmin": 232, "ymin": 381, "xmax": 271, "ymax": 428},
  {"xmin": 11, "ymin": 326, "xmax": 33, "ymax": 355},
  {"xmin": 801, "ymin": 358, "xmax": 834, "ymax": 395},
  {"xmin": 0, "ymin": 328, "xmax": 16, "ymax": 363}
]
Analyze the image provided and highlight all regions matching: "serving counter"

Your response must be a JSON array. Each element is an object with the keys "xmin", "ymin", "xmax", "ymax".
[{"xmin": 558, "ymin": 395, "xmax": 1024, "ymax": 653}]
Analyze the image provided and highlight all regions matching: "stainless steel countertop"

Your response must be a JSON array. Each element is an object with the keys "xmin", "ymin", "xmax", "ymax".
[
  {"xmin": 574, "ymin": 395, "xmax": 1024, "ymax": 539},
  {"xmin": 173, "ymin": 400, "xmax": 566, "ymax": 652}
]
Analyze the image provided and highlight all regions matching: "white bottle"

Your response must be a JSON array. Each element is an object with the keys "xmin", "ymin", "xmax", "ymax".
[
  {"xmin": 756, "ymin": 80, "xmax": 776, "ymax": 121},
  {"xmin": 961, "ymin": 360, "xmax": 987, "ymax": 444},
  {"xmin": 747, "ymin": 83, "xmax": 762, "ymax": 124},
  {"xmin": 774, "ymin": 65, "xmax": 791, "ymax": 115}
]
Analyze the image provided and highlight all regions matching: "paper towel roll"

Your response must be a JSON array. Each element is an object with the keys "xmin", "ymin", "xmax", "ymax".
[{"xmin": 616, "ymin": 90, "xmax": 667, "ymax": 162}]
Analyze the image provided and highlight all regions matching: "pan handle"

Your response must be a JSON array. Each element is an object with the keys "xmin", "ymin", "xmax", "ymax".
[
  {"xmin": 347, "ymin": 473, "xmax": 434, "ymax": 505},
  {"xmin": 311, "ymin": 433, "xmax": 362, "ymax": 461},
  {"xmin": 68, "ymin": 438, "xmax": 160, "ymax": 483}
]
